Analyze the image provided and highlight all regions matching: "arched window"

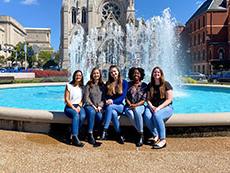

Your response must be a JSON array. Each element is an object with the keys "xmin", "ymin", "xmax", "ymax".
[
  {"xmin": 82, "ymin": 7, "xmax": 87, "ymax": 23},
  {"xmin": 203, "ymin": 49, "xmax": 206, "ymax": 60},
  {"xmin": 218, "ymin": 48, "xmax": 224, "ymax": 60},
  {"xmin": 72, "ymin": 8, "xmax": 77, "ymax": 24},
  {"xmin": 209, "ymin": 50, "xmax": 212, "ymax": 60}
]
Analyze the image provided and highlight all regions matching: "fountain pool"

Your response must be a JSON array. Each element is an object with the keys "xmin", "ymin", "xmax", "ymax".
[{"xmin": 0, "ymin": 84, "xmax": 229, "ymax": 114}]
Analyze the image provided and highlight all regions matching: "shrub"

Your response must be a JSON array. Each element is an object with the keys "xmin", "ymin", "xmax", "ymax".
[
  {"xmin": 182, "ymin": 77, "xmax": 197, "ymax": 84},
  {"xmin": 33, "ymin": 70, "xmax": 68, "ymax": 78}
]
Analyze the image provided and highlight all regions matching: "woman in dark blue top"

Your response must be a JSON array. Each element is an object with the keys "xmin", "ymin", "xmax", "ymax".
[{"xmin": 101, "ymin": 65, "xmax": 128, "ymax": 144}]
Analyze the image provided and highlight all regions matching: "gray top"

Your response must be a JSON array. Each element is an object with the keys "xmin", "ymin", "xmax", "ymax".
[{"xmin": 84, "ymin": 83, "xmax": 105, "ymax": 107}]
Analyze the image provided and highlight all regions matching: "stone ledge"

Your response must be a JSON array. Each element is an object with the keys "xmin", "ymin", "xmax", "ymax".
[{"xmin": 1, "ymin": 107, "xmax": 230, "ymax": 128}]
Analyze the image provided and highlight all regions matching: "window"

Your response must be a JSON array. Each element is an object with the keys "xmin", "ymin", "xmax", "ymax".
[
  {"xmin": 82, "ymin": 7, "xmax": 87, "ymax": 23},
  {"xmin": 198, "ymin": 19, "xmax": 201, "ymax": 29},
  {"xmin": 72, "ymin": 7, "xmax": 77, "ymax": 24},
  {"xmin": 198, "ymin": 51, "xmax": 200, "ymax": 61},
  {"xmin": 198, "ymin": 65, "xmax": 200, "ymax": 72},
  {"xmin": 101, "ymin": 2, "xmax": 121, "ymax": 21},
  {"xmin": 203, "ymin": 16, "xmax": 205, "ymax": 27},
  {"xmin": 198, "ymin": 34, "xmax": 200, "ymax": 45},
  {"xmin": 218, "ymin": 48, "xmax": 224, "ymax": 60},
  {"xmin": 202, "ymin": 32, "xmax": 205, "ymax": 43},
  {"xmin": 194, "ymin": 35, "xmax": 196, "ymax": 46},
  {"xmin": 209, "ymin": 50, "xmax": 212, "ymax": 60},
  {"xmin": 202, "ymin": 65, "xmax": 205, "ymax": 74},
  {"xmin": 203, "ymin": 49, "xmax": 206, "ymax": 60},
  {"xmin": 194, "ymin": 21, "xmax": 196, "ymax": 31}
]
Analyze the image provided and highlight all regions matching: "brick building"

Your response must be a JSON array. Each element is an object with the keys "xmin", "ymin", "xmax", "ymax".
[{"xmin": 182, "ymin": 0, "xmax": 230, "ymax": 74}]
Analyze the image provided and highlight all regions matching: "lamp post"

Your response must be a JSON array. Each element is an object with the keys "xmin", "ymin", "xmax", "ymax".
[{"xmin": 24, "ymin": 43, "xmax": 27, "ymax": 70}]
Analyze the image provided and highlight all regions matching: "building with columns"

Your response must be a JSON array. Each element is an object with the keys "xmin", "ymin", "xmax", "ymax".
[
  {"xmin": 60, "ymin": 0, "xmax": 135, "ymax": 69},
  {"xmin": 0, "ymin": 16, "xmax": 26, "ymax": 60},
  {"xmin": 25, "ymin": 28, "xmax": 53, "ymax": 52},
  {"xmin": 0, "ymin": 15, "xmax": 52, "ymax": 67},
  {"xmin": 182, "ymin": 0, "xmax": 230, "ymax": 74}
]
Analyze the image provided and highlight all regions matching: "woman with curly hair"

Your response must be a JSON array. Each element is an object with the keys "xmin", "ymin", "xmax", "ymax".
[{"xmin": 125, "ymin": 67, "xmax": 147, "ymax": 147}]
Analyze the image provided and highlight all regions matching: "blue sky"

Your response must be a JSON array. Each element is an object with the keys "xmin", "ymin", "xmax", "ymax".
[{"xmin": 0, "ymin": 0, "xmax": 205, "ymax": 51}]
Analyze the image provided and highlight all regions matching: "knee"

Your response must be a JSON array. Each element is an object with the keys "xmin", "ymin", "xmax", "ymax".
[{"xmin": 111, "ymin": 110, "xmax": 117, "ymax": 116}]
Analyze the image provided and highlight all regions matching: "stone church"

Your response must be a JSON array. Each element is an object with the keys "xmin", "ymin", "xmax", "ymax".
[{"xmin": 60, "ymin": 0, "xmax": 135, "ymax": 69}]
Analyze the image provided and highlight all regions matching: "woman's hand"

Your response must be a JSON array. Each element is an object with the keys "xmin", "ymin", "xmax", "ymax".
[
  {"xmin": 74, "ymin": 106, "xmax": 81, "ymax": 113},
  {"xmin": 106, "ymin": 99, "xmax": 113, "ymax": 105},
  {"xmin": 154, "ymin": 107, "xmax": 161, "ymax": 112},
  {"xmin": 130, "ymin": 103, "xmax": 137, "ymax": 109},
  {"xmin": 97, "ymin": 106, "xmax": 102, "ymax": 112}
]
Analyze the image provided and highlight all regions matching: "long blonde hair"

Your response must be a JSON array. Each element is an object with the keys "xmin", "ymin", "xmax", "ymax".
[
  {"xmin": 106, "ymin": 65, "xmax": 123, "ymax": 96},
  {"xmin": 148, "ymin": 67, "xmax": 166, "ymax": 99}
]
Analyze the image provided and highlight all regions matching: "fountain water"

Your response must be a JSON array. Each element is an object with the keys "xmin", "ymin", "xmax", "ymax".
[{"xmin": 68, "ymin": 8, "xmax": 181, "ymax": 84}]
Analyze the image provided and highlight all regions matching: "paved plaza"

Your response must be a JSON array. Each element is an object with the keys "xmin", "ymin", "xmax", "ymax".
[{"xmin": 0, "ymin": 130, "xmax": 230, "ymax": 173}]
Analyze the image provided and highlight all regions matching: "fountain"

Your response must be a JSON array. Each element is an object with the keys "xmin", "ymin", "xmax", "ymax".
[{"xmin": 68, "ymin": 8, "xmax": 181, "ymax": 84}]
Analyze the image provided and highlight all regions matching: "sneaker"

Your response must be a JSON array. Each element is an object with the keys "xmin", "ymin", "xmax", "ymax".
[{"xmin": 153, "ymin": 140, "xmax": 166, "ymax": 149}]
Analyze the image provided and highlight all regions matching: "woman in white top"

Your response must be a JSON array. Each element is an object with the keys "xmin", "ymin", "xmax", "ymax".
[{"xmin": 64, "ymin": 70, "xmax": 86, "ymax": 147}]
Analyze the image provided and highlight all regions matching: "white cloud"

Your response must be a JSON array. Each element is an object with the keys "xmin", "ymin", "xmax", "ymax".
[
  {"xmin": 3, "ymin": 0, "xmax": 11, "ymax": 3},
  {"xmin": 20, "ymin": 0, "xmax": 38, "ymax": 5}
]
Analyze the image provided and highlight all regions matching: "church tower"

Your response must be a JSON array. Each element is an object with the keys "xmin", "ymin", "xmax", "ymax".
[{"xmin": 60, "ymin": 0, "xmax": 135, "ymax": 69}]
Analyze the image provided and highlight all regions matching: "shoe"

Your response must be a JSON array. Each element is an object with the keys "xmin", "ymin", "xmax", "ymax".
[
  {"xmin": 71, "ymin": 136, "xmax": 84, "ymax": 147},
  {"xmin": 136, "ymin": 133, "xmax": 144, "ymax": 147},
  {"xmin": 88, "ymin": 133, "xmax": 96, "ymax": 145},
  {"xmin": 153, "ymin": 140, "xmax": 166, "ymax": 149},
  {"xmin": 100, "ymin": 129, "xmax": 108, "ymax": 140},
  {"xmin": 117, "ymin": 133, "xmax": 125, "ymax": 144},
  {"xmin": 153, "ymin": 136, "xmax": 159, "ymax": 144}
]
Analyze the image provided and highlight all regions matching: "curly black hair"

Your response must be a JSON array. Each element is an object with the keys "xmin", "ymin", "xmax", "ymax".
[{"xmin": 128, "ymin": 67, "xmax": 145, "ymax": 81}]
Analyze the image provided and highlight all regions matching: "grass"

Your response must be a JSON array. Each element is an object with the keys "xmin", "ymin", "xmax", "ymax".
[{"xmin": 13, "ymin": 77, "xmax": 68, "ymax": 83}]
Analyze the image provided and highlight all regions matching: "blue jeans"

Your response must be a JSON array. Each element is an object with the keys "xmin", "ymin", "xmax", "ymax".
[
  {"xmin": 64, "ymin": 105, "xmax": 86, "ymax": 136},
  {"xmin": 143, "ymin": 105, "xmax": 173, "ymax": 140},
  {"xmin": 84, "ymin": 105, "xmax": 103, "ymax": 133},
  {"xmin": 103, "ymin": 104, "xmax": 124, "ymax": 133},
  {"xmin": 125, "ymin": 105, "xmax": 145, "ymax": 133}
]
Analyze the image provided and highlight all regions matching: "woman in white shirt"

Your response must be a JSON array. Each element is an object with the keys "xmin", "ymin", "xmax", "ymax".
[{"xmin": 64, "ymin": 70, "xmax": 86, "ymax": 147}]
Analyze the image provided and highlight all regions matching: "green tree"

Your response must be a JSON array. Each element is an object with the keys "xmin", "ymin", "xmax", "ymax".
[
  {"xmin": 37, "ymin": 51, "xmax": 52, "ymax": 67},
  {"xmin": 11, "ymin": 42, "xmax": 35, "ymax": 67},
  {"xmin": 0, "ymin": 55, "xmax": 6, "ymax": 66}
]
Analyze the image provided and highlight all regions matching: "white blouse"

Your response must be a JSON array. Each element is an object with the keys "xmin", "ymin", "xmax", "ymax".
[{"xmin": 66, "ymin": 83, "xmax": 83, "ymax": 105}]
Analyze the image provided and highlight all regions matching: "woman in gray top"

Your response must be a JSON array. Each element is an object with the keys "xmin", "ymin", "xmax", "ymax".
[{"xmin": 84, "ymin": 67, "xmax": 105, "ymax": 146}]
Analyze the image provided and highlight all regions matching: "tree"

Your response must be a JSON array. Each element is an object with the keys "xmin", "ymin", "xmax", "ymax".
[
  {"xmin": 11, "ymin": 42, "xmax": 35, "ymax": 67},
  {"xmin": 0, "ymin": 55, "xmax": 6, "ymax": 66},
  {"xmin": 37, "ymin": 51, "xmax": 52, "ymax": 67}
]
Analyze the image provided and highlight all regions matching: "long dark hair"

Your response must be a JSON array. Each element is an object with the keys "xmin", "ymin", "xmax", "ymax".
[
  {"xmin": 87, "ymin": 67, "xmax": 104, "ymax": 87},
  {"xmin": 70, "ymin": 70, "xmax": 84, "ymax": 87},
  {"xmin": 106, "ymin": 65, "xmax": 123, "ymax": 96},
  {"xmin": 148, "ymin": 66, "xmax": 166, "ymax": 99}
]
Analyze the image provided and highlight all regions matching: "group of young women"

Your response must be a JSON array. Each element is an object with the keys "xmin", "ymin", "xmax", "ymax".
[{"xmin": 64, "ymin": 65, "xmax": 173, "ymax": 149}]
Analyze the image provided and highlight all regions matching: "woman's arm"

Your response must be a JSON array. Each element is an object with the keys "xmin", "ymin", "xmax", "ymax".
[
  {"xmin": 64, "ymin": 86, "xmax": 81, "ymax": 112},
  {"xmin": 155, "ymin": 89, "xmax": 173, "ymax": 112},
  {"xmin": 84, "ymin": 85, "xmax": 94, "ymax": 106},
  {"xmin": 113, "ymin": 80, "xmax": 128, "ymax": 104}
]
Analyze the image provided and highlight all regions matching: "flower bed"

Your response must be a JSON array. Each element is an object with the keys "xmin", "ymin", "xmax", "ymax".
[{"xmin": 33, "ymin": 70, "xmax": 68, "ymax": 78}]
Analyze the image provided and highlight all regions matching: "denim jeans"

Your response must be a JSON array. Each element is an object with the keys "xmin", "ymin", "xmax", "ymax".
[
  {"xmin": 125, "ymin": 105, "xmax": 145, "ymax": 133},
  {"xmin": 103, "ymin": 104, "xmax": 124, "ymax": 133},
  {"xmin": 84, "ymin": 105, "xmax": 103, "ymax": 133},
  {"xmin": 64, "ymin": 104, "xmax": 86, "ymax": 136},
  {"xmin": 143, "ymin": 105, "xmax": 173, "ymax": 140}
]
